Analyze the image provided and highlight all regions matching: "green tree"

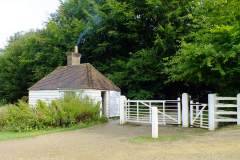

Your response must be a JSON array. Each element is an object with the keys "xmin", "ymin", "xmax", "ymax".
[
  {"xmin": 165, "ymin": 0, "xmax": 240, "ymax": 96},
  {"xmin": 79, "ymin": 0, "xmax": 193, "ymax": 98},
  {"xmin": 0, "ymin": 0, "xmax": 203, "ymax": 102},
  {"xmin": 0, "ymin": 0, "xmax": 92, "ymax": 102}
]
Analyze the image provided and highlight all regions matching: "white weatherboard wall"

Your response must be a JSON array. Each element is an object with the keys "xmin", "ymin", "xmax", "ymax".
[
  {"xmin": 29, "ymin": 90, "xmax": 61, "ymax": 106},
  {"xmin": 29, "ymin": 89, "xmax": 121, "ymax": 118}
]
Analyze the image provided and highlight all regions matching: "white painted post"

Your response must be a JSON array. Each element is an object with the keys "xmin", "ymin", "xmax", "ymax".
[
  {"xmin": 190, "ymin": 100, "xmax": 193, "ymax": 126},
  {"xmin": 137, "ymin": 101, "xmax": 139, "ymax": 121},
  {"xmin": 149, "ymin": 102, "xmax": 152, "ymax": 123},
  {"xmin": 177, "ymin": 97, "xmax": 181, "ymax": 125},
  {"xmin": 208, "ymin": 94, "xmax": 217, "ymax": 131},
  {"xmin": 182, "ymin": 93, "xmax": 189, "ymax": 127},
  {"xmin": 119, "ymin": 96, "xmax": 127, "ymax": 125},
  {"xmin": 200, "ymin": 111, "xmax": 203, "ymax": 128},
  {"xmin": 127, "ymin": 99, "xmax": 130, "ymax": 120},
  {"xmin": 163, "ymin": 101, "xmax": 166, "ymax": 125},
  {"xmin": 196, "ymin": 102, "xmax": 199, "ymax": 117},
  {"xmin": 237, "ymin": 94, "xmax": 240, "ymax": 125},
  {"xmin": 100, "ymin": 97, "xmax": 103, "ymax": 118},
  {"xmin": 152, "ymin": 107, "xmax": 158, "ymax": 138}
]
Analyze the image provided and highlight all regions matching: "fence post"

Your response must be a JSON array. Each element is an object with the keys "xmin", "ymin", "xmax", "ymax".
[
  {"xmin": 190, "ymin": 100, "xmax": 193, "ymax": 126},
  {"xmin": 200, "ymin": 111, "xmax": 203, "ymax": 128},
  {"xmin": 237, "ymin": 94, "xmax": 240, "ymax": 125},
  {"xmin": 100, "ymin": 96, "xmax": 103, "ymax": 118},
  {"xmin": 208, "ymin": 94, "xmax": 216, "ymax": 131},
  {"xmin": 177, "ymin": 97, "xmax": 181, "ymax": 125},
  {"xmin": 182, "ymin": 93, "xmax": 189, "ymax": 127},
  {"xmin": 196, "ymin": 102, "xmax": 199, "ymax": 116},
  {"xmin": 149, "ymin": 102, "xmax": 152, "ymax": 123},
  {"xmin": 152, "ymin": 107, "xmax": 158, "ymax": 138},
  {"xmin": 137, "ymin": 101, "xmax": 139, "ymax": 121},
  {"xmin": 120, "ymin": 96, "xmax": 127, "ymax": 125},
  {"xmin": 163, "ymin": 101, "xmax": 166, "ymax": 125}
]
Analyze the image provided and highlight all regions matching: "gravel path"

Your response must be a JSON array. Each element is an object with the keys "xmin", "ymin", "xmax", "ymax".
[{"xmin": 0, "ymin": 121, "xmax": 240, "ymax": 160}]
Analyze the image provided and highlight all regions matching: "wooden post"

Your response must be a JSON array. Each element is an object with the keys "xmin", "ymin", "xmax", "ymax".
[
  {"xmin": 200, "ymin": 111, "xmax": 203, "ymax": 128},
  {"xmin": 196, "ymin": 102, "xmax": 200, "ymax": 113},
  {"xmin": 149, "ymin": 102, "xmax": 152, "ymax": 123},
  {"xmin": 182, "ymin": 93, "xmax": 189, "ymax": 127},
  {"xmin": 177, "ymin": 97, "xmax": 181, "ymax": 125},
  {"xmin": 163, "ymin": 101, "xmax": 166, "ymax": 125},
  {"xmin": 120, "ymin": 96, "xmax": 127, "ymax": 124},
  {"xmin": 237, "ymin": 94, "xmax": 240, "ymax": 125},
  {"xmin": 152, "ymin": 107, "xmax": 158, "ymax": 138},
  {"xmin": 190, "ymin": 100, "xmax": 193, "ymax": 126},
  {"xmin": 137, "ymin": 101, "xmax": 139, "ymax": 121},
  {"xmin": 100, "ymin": 97, "xmax": 103, "ymax": 118},
  {"xmin": 208, "ymin": 94, "xmax": 216, "ymax": 131}
]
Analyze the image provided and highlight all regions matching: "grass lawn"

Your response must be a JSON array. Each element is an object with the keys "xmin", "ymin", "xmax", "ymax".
[
  {"xmin": 0, "ymin": 121, "xmax": 100, "ymax": 141},
  {"xmin": 130, "ymin": 126, "xmax": 208, "ymax": 143},
  {"xmin": 129, "ymin": 125, "xmax": 240, "ymax": 143},
  {"xmin": 130, "ymin": 134, "xmax": 187, "ymax": 143}
]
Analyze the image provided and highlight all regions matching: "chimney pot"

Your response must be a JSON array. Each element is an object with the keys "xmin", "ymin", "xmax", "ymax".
[{"xmin": 74, "ymin": 46, "xmax": 78, "ymax": 53}]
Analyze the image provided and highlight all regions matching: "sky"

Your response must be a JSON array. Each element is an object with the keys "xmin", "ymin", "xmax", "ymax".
[{"xmin": 0, "ymin": 0, "xmax": 60, "ymax": 48}]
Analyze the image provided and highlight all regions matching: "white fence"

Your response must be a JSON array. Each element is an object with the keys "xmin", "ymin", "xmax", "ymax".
[
  {"xmin": 183, "ymin": 93, "xmax": 240, "ymax": 130},
  {"xmin": 208, "ymin": 94, "xmax": 240, "ymax": 130},
  {"xmin": 190, "ymin": 102, "xmax": 208, "ymax": 129},
  {"xmin": 123, "ymin": 99, "xmax": 181, "ymax": 125},
  {"xmin": 120, "ymin": 93, "xmax": 240, "ymax": 138}
]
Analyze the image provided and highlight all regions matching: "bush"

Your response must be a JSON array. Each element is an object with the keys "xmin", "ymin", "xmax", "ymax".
[
  {"xmin": 6, "ymin": 100, "xmax": 37, "ymax": 132},
  {"xmin": 0, "ymin": 105, "xmax": 9, "ymax": 130},
  {"xmin": 35, "ymin": 100, "xmax": 56, "ymax": 129},
  {"xmin": 0, "ymin": 99, "xmax": 7, "ymax": 107},
  {"xmin": 0, "ymin": 92, "xmax": 102, "ymax": 132},
  {"xmin": 51, "ymin": 93, "xmax": 100, "ymax": 126}
]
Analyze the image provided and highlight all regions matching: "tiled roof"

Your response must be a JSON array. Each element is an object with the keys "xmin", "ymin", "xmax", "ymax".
[{"xmin": 29, "ymin": 63, "xmax": 120, "ymax": 91}]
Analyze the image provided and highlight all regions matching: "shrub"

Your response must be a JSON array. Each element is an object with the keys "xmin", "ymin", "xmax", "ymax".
[
  {"xmin": 0, "ymin": 99, "xmax": 7, "ymax": 107},
  {"xmin": 0, "ymin": 105, "xmax": 9, "ymax": 130},
  {"xmin": 52, "ymin": 92, "xmax": 100, "ymax": 126},
  {"xmin": 6, "ymin": 100, "xmax": 37, "ymax": 132},
  {"xmin": 0, "ymin": 92, "xmax": 102, "ymax": 132},
  {"xmin": 35, "ymin": 100, "xmax": 56, "ymax": 129}
]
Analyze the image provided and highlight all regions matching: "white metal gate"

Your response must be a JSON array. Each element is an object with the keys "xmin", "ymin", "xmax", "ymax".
[
  {"xmin": 125, "ymin": 99, "xmax": 181, "ymax": 125},
  {"xmin": 190, "ymin": 101, "xmax": 209, "ymax": 129}
]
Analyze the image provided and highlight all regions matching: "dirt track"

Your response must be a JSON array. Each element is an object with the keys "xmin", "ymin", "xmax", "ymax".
[{"xmin": 0, "ymin": 120, "xmax": 240, "ymax": 160}]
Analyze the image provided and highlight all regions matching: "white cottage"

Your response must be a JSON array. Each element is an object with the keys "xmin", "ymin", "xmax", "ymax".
[{"xmin": 28, "ymin": 47, "xmax": 121, "ymax": 118}]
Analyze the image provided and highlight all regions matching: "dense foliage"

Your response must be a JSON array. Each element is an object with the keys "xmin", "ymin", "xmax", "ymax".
[
  {"xmin": 165, "ymin": 0, "xmax": 240, "ymax": 96},
  {"xmin": 0, "ymin": 93, "xmax": 101, "ymax": 132},
  {"xmin": 0, "ymin": 0, "xmax": 239, "ymax": 102}
]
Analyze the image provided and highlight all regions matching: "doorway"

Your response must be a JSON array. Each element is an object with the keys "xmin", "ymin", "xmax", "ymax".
[{"xmin": 101, "ymin": 91, "xmax": 107, "ymax": 116}]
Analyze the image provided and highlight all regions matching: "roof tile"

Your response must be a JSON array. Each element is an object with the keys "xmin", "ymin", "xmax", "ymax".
[{"xmin": 29, "ymin": 63, "xmax": 120, "ymax": 91}]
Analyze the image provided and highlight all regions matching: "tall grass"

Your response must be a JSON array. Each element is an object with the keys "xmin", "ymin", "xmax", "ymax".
[
  {"xmin": 51, "ymin": 92, "xmax": 100, "ymax": 126},
  {"xmin": 0, "ymin": 99, "xmax": 7, "ymax": 107},
  {"xmin": 0, "ymin": 93, "xmax": 103, "ymax": 132}
]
